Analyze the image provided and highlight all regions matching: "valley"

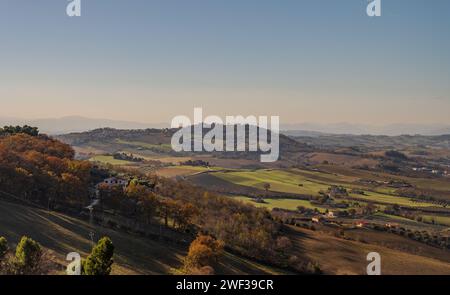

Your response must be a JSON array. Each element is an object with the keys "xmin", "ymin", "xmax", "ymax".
[
  {"xmin": 53, "ymin": 127, "xmax": 450, "ymax": 274},
  {"xmin": 2, "ymin": 126, "xmax": 450, "ymax": 275}
]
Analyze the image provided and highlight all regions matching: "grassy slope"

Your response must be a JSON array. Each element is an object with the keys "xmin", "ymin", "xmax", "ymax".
[
  {"xmin": 155, "ymin": 166, "xmax": 218, "ymax": 178},
  {"xmin": 89, "ymin": 155, "xmax": 133, "ymax": 165},
  {"xmin": 421, "ymin": 215, "xmax": 450, "ymax": 227},
  {"xmin": 214, "ymin": 169, "xmax": 442, "ymax": 208},
  {"xmin": 348, "ymin": 191, "xmax": 437, "ymax": 208},
  {"xmin": 214, "ymin": 169, "xmax": 328, "ymax": 195},
  {"xmin": 232, "ymin": 196, "xmax": 326, "ymax": 212},
  {"xmin": 5, "ymin": 198, "xmax": 445, "ymax": 275},
  {"xmin": 317, "ymin": 164, "xmax": 450, "ymax": 199},
  {"xmin": 287, "ymin": 226, "xmax": 450, "ymax": 275},
  {"xmin": 115, "ymin": 139, "xmax": 172, "ymax": 152},
  {"xmin": 0, "ymin": 200, "xmax": 288, "ymax": 275}
]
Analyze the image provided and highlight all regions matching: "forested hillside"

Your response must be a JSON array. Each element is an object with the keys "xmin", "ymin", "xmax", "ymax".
[{"xmin": 0, "ymin": 131, "xmax": 92, "ymax": 210}]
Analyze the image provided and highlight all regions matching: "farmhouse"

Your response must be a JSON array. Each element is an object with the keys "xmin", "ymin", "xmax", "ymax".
[
  {"xmin": 355, "ymin": 221, "xmax": 366, "ymax": 228},
  {"xmin": 93, "ymin": 177, "xmax": 130, "ymax": 200},
  {"xmin": 98, "ymin": 177, "xmax": 128, "ymax": 188},
  {"xmin": 385, "ymin": 223, "xmax": 399, "ymax": 228}
]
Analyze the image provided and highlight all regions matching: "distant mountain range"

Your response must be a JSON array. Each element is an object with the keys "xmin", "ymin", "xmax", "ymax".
[
  {"xmin": 280, "ymin": 123, "xmax": 450, "ymax": 136},
  {"xmin": 0, "ymin": 116, "xmax": 449, "ymax": 136}
]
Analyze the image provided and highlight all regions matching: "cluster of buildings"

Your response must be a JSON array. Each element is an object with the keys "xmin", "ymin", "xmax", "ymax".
[
  {"xmin": 412, "ymin": 167, "xmax": 449, "ymax": 176},
  {"xmin": 95, "ymin": 177, "xmax": 130, "ymax": 192},
  {"xmin": 100, "ymin": 177, "xmax": 129, "ymax": 187}
]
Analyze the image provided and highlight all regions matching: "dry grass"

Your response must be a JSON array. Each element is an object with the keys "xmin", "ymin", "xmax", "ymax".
[
  {"xmin": 0, "ymin": 200, "xmax": 286, "ymax": 275},
  {"xmin": 287, "ymin": 226, "xmax": 450, "ymax": 275},
  {"xmin": 307, "ymin": 152, "xmax": 379, "ymax": 168}
]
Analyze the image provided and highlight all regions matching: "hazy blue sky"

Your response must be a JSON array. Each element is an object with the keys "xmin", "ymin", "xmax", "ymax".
[{"xmin": 0, "ymin": 0, "xmax": 449, "ymax": 125}]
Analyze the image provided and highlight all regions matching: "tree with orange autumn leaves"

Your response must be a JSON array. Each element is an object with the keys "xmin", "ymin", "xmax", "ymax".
[
  {"xmin": 183, "ymin": 234, "xmax": 224, "ymax": 274},
  {"xmin": 0, "ymin": 133, "xmax": 91, "ymax": 209}
]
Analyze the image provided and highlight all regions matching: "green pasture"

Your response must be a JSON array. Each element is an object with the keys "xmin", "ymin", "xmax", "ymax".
[
  {"xmin": 214, "ymin": 169, "xmax": 328, "ymax": 195},
  {"xmin": 232, "ymin": 196, "xmax": 325, "ymax": 212},
  {"xmin": 89, "ymin": 155, "xmax": 133, "ymax": 165}
]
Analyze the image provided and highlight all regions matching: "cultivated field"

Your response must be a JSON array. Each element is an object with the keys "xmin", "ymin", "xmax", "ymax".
[
  {"xmin": 232, "ymin": 196, "xmax": 326, "ymax": 212},
  {"xmin": 89, "ymin": 155, "xmax": 134, "ymax": 165},
  {"xmin": 214, "ymin": 169, "xmax": 329, "ymax": 195}
]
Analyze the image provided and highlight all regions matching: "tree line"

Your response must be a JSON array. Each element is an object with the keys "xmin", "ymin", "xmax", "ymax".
[{"xmin": 0, "ymin": 125, "xmax": 39, "ymax": 137}]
